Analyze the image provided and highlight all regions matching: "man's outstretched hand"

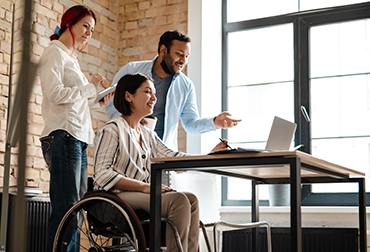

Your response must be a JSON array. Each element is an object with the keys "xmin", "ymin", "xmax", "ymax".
[{"xmin": 214, "ymin": 112, "xmax": 242, "ymax": 129}]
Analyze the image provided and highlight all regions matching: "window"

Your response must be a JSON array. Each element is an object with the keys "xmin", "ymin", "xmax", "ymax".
[
  {"xmin": 310, "ymin": 20, "xmax": 370, "ymax": 193},
  {"xmin": 227, "ymin": 0, "xmax": 297, "ymax": 22},
  {"xmin": 227, "ymin": 24, "xmax": 294, "ymax": 148},
  {"xmin": 222, "ymin": 0, "xmax": 370, "ymax": 206}
]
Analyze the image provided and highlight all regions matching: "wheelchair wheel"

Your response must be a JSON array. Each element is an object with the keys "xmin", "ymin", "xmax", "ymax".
[{"xmin": 53, "ymin": 192, "xmax": 146, "ymax": 252}]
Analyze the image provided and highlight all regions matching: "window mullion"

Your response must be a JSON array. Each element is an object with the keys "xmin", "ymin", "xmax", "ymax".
[
  {"xmin": 294, "ymin": 18, "xmax": 311, "ymax": 154},
  {"xmin": 221, "ymin": 0, "xmax": 228, "ymax": 141}
]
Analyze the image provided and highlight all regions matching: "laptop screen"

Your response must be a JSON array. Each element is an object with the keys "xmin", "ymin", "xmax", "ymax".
[{"xmin": 265, "ymin": 116, "xmax": 297, "ymax": 151}]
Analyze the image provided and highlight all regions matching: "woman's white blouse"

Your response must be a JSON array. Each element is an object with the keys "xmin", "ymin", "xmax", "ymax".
[
  {"xmin": 39, "ymin": 40, "xmax": 97, "ymax": 145},
  {"xmin": 93, "ymin": 117, "xmax": 187, "ymax": 191}
]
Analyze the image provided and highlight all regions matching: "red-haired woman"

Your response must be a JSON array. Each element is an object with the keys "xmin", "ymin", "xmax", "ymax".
[{"xmin": 38, "ymin": 5, "xmax": 111, "ymax": 252}]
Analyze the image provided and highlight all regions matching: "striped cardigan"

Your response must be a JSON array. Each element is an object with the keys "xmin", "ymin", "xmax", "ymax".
[{"xmin": 93, "ymin": 116, "xmax": 186, "ymax": 191}]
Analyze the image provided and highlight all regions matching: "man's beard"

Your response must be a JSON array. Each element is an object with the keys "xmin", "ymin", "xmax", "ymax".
[
  {"xmin": 160, "ymin": 53, "xmax": 179, "ymax": 75},
  {"xmin": 160, "ymin": 58, "xmax": 175, "ymax": 75}
]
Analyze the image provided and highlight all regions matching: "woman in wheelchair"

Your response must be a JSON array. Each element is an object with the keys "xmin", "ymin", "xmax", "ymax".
[{"xmin": 92, "ymin": 73, "xmax": 227, "ymax": 252}]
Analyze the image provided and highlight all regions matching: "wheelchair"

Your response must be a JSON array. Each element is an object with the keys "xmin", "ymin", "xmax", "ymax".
[
  {"xmin": 51, "ymin": 180, "xmax": 269, "ymax": 252},
  {"xmin": 53, "ymin": 190, "xmax": 146, "ymax": 251},
  {"xmin": 52, "ymin": 188, "xmax": 212, "ymax": 252}
]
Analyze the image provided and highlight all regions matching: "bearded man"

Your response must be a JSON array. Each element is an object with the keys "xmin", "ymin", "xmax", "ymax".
[{"xmin": 105, "ymin": 30, "xmax": 240, "ymax": 150}]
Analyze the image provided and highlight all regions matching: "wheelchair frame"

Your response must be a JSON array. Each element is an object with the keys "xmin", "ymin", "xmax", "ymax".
[
  {"xmin": 53, "ymin": 190, "xmax": 147, "ymax": 252},
  {"xmin": 52, "ymin": 190, "xmax": 198, "ymax": 252},
  {"xmin": 52, "ymin": 189, "xmax": 264, "ymax": 252}
]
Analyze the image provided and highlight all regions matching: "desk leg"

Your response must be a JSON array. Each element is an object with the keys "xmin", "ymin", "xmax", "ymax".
[
  {"xmin": 290, "ymin": 158, "xmax": 302, "ymax": 252},
  {"xmin": 358, "ymin": 178, "xmax": 367, "ymax": 252},
  {"xmin": 150, "ymin": 164, "xmax": 162, "ymax": 252},
  {"xmin": 251, "ymin": 181, "xmax": 260, "ymax": 252}
]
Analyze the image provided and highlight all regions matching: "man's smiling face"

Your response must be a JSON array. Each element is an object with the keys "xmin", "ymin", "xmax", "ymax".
[{"xmin": 162, "ymin": 40, "xmax": 191, "ymax": 74}]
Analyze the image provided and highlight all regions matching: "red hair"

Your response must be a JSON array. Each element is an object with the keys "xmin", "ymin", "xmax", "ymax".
[{"xmin": 50, "ymin": 5, "xmax": 96, "ymax": 52}]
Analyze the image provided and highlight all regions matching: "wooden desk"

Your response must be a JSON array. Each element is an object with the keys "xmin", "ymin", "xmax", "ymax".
[{"xmin": 149, "ymin": 150, "xmax": 366, "ymax": 252}]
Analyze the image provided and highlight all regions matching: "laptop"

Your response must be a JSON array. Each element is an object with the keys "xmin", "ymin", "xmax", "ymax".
[
  {"xmin": 265, "ymin": 116, "xmax": 297, "ymax": 151},
  {"xmin": 210, "ymin": 116, "xmax": 297, "ymax": 154}
]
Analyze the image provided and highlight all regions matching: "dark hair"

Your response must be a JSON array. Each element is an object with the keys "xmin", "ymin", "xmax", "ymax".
[
  {"xmin": 114, "ymin": 73, "xmax": 154, "ymax": 116},
  {"xmin": 50, "ymin": 5, "xmax": 96, "ymax": 41},
  {"xmin": 157, "ymin": 30, "xmax": 191, "ymax": 54}
]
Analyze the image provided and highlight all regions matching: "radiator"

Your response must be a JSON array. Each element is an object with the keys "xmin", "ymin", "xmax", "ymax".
[
  {"xmin": 26, "ymin": 198, "xmax": 51, "ymax": 252},
  {"xmin": 1, "ymin": 195, "xmax": 51, "ymax": 252},
  {"xmin": 222, "ymin": 227, "xmax": 358, "ymax": 252}
]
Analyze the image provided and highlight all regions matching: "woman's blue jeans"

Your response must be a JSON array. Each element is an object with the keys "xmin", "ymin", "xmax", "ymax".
[{"xmin": 40, "ymin": 130, "xmax": 87, "ymax": 252}]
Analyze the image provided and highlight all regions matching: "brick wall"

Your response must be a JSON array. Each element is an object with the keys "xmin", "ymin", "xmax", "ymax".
[
  {"xmin": 0, "ymin": 0, "xmax": 188, "ymax": 193},
  {"xmin": 117, "ymin": 0, "xmax": 188, "ymax": 153}
]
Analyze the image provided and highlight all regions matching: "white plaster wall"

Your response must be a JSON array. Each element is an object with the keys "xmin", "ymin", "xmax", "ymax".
[
  {"xmin": 171, "ymin": 1, "xmax": 223, "ymax": 251},
  {"xmin": 171, "ymin": 0, "xmax": 223, "ymax": 224}
]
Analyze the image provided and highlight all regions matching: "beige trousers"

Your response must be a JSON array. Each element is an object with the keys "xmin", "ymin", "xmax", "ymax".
[{"xmin": 117, "ymin": 191, "xmax": 199, "ymax": 252}]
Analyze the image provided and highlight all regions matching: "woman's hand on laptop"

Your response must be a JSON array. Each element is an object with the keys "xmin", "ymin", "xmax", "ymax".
[{"xmin": 214, "ymin": 112, "xmax": 242, "ymax": 129}]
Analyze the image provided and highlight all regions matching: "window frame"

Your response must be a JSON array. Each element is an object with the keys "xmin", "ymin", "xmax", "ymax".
[{"xmin": 221, "ymin": 0, "xmax": 370, "ymax": 206}]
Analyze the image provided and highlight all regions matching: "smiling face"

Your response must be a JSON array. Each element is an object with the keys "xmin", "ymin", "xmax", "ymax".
[
  {"xmin": 161, "ymin": 40, "xmax": 191, "ymax": 74},
  {"xmin": 69, "ymin": 15, "xmax": 95, "ymax": 46},
  {"xmin": 125, "ymin": 80, "xmax": 157, "ymax": 118}
]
